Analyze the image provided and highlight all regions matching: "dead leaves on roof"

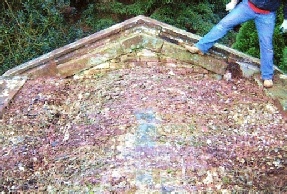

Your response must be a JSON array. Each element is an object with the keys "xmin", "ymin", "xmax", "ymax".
[{"xmin": 1, "ymin": 65, "xmax": 286, "ymax": 192}]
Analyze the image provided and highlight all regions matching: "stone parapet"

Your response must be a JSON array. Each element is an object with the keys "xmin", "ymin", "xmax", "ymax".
[{"xmin": 2, "ymin": 15, "xmax": 261, "ymax": 78}]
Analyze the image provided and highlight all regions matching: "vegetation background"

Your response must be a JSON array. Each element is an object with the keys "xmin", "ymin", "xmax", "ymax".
[{"xmin": 1, "ymin": 0, "xmax": 287, "ymax": 75}]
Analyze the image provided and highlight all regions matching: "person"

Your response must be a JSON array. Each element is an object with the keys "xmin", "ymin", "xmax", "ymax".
[{"xmin": 184, "ymin": 0, "xmax": 287, "ymax": 88}]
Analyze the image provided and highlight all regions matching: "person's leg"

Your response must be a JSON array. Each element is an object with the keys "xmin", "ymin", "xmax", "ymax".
[
  {"xmin": 254, "ymin": 12, "xmax": 276, "ymax": 81},
  {"xmin": 195, "ymin": 0, "xmax": 255, "ymax": 53}
]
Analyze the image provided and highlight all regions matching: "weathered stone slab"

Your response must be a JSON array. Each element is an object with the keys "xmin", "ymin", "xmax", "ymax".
[
  {"xmin": 161, "ymin": 42, "xmax": 228, "ymax": 75},
  {"xmin": 121, "ymin": 34, "xmax": 164, "ymax": 53},
  {"xmin": 126, "ymin": 26, "xmax": 161, "ymax": 38},
  {"xmin": 237, "ymin": 62, "xmax": 260, "ymax": 78},
  {"xmin": 121, "ymin": 34, "xmax": 145, "ymax": 53},
  {"xmin": 0, "ymin": 76, "xmax": 27, "ymax": 119},
  {"xmin": 161, "ymin": 42, "xmax": 191, "ymax": 61},
  {"xmin": 265, "ymin": 74, "xmax": 287, "ymax": 115},
  {"xmin": 120, "ymin": 53, "xmax": 139, "ymax": 63},
  {"xmin": 268, "ymin": 89, "xmax": 287, "ymax": 119},
  {"xmin": 195, "ymin": 55, "xmax": 228, "ymax": 75},
  {"xmin": 159, "ymin": 30, "xmax": 199, "ymax": 46},
  {"xmin": 57, "ymin": 42, "xmax": 123, "ymax": 77},
  {"xmin": 137, "ymin": 49, "xmax": 159, "ymax": 62},
  {"xmin": 140, "ymin": 34, "xmax": 164, "ymax": 52},
  {"xmin": 23, "ymin": 60, "xmax": 60, "ymax": 78},
  {"xmin": 58, "ymin": 33, "xmax": 165, "ymax": 77}
]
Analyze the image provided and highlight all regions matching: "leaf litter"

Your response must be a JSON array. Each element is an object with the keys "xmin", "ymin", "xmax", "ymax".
[{"xmin": 0, "ymin": 65, "xmax": 286, "ymax": 193}]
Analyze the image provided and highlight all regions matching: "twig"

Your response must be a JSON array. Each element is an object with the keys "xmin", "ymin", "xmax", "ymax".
[{"xmin": 4, "ymin": 0, "xmax": 34, "ymax": 40}]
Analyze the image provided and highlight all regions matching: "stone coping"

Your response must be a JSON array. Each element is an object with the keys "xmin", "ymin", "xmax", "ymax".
[{"xmin": 3, "ymin": 15, "xmax": 262, "ymax": 77}]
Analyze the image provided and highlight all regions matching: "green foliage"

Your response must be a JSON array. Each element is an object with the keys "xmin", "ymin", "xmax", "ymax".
[
  {"xmin": 94, "ymin": 0, "xmax": 155, "ymax": 17},
  {"xmin": 281, "ymin": 47, "xmax": 287, "ymax": 72},
  {"xmin": 0, "ymin": 0, "xmax": 85, "ymax": 75},
  {"xmin": 274, "ymin": 7, "xmax": 287, "ymax": 72},
  {"xmin": 150, "ymin": 1, "xmax": 222, "ymax": 35},
  {"xmin": 81, "ymin": 4, "xmax": 117, "ymax": 32}
]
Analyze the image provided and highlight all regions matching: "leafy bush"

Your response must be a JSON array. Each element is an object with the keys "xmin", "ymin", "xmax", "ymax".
[
  {"xmin": 281, "ymin": 47, "xmax": 287, "ymax": 72},
  {"xmin": 80, "ymin": 4, "xmax": 117, "ymax": 32},
  {"xmin": 0, "ymin": 0, "xmax": 87, "ymax": 75},
  {"xmin": 151, "ymin": 2, "xmax": 217, "ymax": 34}
]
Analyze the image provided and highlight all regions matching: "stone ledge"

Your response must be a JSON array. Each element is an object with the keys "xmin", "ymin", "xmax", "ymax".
[
  {"xmin": 0, "ymin": 76, "xmax": 27, "ymax": 119},
  {"xmin": 3, "ymin": 15, "xmax": 262, "ymax": 78}
]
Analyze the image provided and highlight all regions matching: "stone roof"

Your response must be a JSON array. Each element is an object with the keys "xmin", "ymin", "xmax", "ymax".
[
  {"xmin": 1, "ymin": 15, "xmax": 286, "ymax": 118},
  {"xmin": 1, "ymin": 15, "xmax": 287, "ymax": 192}
]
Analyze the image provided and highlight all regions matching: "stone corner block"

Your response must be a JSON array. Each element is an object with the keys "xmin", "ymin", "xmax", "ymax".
[
  {"xmin": 0, "ymin": 76, "xmax": 27, "ymax": 119},
  {"xmin": 236, "ymin": 62, "xmax": 260, "ymax": 78}
]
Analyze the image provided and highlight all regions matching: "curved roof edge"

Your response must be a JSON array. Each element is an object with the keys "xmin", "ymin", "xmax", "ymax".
[{"xmin": 3, "ymin": 15, "xmax": 262, "ymax": 77}]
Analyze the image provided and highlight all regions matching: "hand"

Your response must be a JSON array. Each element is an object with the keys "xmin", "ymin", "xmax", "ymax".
[
  {"xmin": 280, "ymin": 20, "xmax": 287, "ymax": 33},
  {"xmin": 226, "ymin": 2, "xmax": 237, "ymax": 11}
]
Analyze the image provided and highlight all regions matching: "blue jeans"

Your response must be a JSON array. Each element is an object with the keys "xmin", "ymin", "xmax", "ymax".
[{"xmin": 195, "ymin": 0, "xmax": 276, "ymax": 80}]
